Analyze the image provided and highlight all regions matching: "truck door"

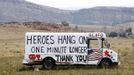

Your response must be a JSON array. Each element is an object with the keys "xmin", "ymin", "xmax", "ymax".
[{"xmin": 86, "ymin": 38, "xmax": 102, "ymax": 62}]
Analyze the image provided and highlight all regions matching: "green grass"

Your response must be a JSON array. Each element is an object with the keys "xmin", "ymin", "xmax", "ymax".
[
  {"xmin": 0, "ymin": 38, "xmax": 134, "ymax": 75},
  {"xmin": 0, "ymin": 56, "xmax": 134, "ymax": 75}
]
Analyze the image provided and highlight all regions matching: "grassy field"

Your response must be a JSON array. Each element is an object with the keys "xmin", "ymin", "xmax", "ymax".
[
  {"xmin": 74, "ymin": 24, "xmax": 134, "ymax": 33},
  {"xmin": 0, "ymin": 25, "xmax": 134, "ymax": 75}
]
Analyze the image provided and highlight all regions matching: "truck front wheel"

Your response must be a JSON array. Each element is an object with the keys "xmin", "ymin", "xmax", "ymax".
[
  {"xmin": 42, "ymin": 59, "xmax": 55, "ymax": 69},
  {"xmin": 100, "ymin": 59, "xmax": 112, "ymax": 68}
]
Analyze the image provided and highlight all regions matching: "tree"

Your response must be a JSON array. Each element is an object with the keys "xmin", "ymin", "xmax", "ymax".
[
  {"xmin": 61, "ymin": 21, "xmax": 69, "ymax": 26},
  {"xmin": 119, "ymin": 32, "xmax": 127, "ymax": 38},
  {"xmin": 125, "ymin": 28, "xmax": 133, "ymax": 35},
  {"xmin": 109, "ymin": 32, "xmax": 118, "ymax": 38},
  {"xmin": 75, "ymin": 25, "xmax": 78, "ymax": 30}
]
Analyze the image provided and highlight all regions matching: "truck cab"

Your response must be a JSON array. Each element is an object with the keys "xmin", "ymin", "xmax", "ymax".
[{"xmin": 86, "ymin": 34, "xmax": 118, "ymax": 67}]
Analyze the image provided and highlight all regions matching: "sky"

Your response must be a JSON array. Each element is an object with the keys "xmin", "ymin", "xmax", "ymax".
[{"xmin": 26, "ymin": 0, "xmax": 134, "ymax": 10}]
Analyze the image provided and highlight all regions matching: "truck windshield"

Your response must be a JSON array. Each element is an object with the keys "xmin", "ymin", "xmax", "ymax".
[{"xmin": 102, "ymin": 38, "xmax": 110, "ymax": 48}]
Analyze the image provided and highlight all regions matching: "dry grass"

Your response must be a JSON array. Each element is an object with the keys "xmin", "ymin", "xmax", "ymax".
[
  {"xmin": 75, "ymin": 24, "xmax": 134, "ymax": 33},
  {"xmin": 0, "ymin": 24, "xmax": 134, "ymax": 75}
]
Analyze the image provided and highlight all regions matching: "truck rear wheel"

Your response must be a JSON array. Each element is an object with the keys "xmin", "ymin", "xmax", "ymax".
[
  {"xmin": 42, "ymin": 58, "xmax": 55, "ymax": 69},
  {"xmin": 100, "ymin": 59, "xmax": 112, "ymax": 68}
]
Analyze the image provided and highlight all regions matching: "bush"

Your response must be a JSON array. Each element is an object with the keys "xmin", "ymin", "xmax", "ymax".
[
  {"xmin": 109, "ymin": 32, "xmax": 118, "ymax": 38},
  {"xmin": 119, "ymin": 32, "xmax": 127, "ymax": 38},
  {"xmin": 125, "ymin": 28, "xmax": 133, "ymax": 35},
  {"xmin": 61, "ymin": 21, "xmax": 69, "ymax": 26}
]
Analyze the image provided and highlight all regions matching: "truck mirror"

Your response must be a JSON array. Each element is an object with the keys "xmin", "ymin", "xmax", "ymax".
[{"xmin": 107, "ymin": 43, "xmax": 110, "ymax": 48}]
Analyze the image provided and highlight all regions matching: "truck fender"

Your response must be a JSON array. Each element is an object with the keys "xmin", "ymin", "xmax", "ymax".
[
  {"xmin": 97, "ymin": 57, "xmax": 112, "ymax": 66},
  {"xmin": 42, "ymin": 57, "xmax": 56, "ymax": 64}
]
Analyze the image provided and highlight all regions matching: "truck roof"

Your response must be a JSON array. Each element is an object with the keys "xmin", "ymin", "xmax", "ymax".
[{"xmin": 26, "ymin": 32, "xmax": 106, "ymax": 39}]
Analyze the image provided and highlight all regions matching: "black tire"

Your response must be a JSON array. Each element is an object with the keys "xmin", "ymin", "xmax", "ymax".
[
  {"xmin": 100, "ymin": 59, "xmax": 112, "ymax": 68},
  {"xmin": 42, "ymin": 59, "xmax": 55, "ymax": 69}
]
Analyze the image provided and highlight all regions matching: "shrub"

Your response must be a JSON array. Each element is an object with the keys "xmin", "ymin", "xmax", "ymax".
[
  {"xmin": 61, "ymin": 21, "xmax": 69, "ymax": 26},
  {"xmin": 109, "ymin": 32, "xmax": 118, "ymax": 38},
  {"xmin": 125, "ymin": 27, "xmax": 133, "ymax": 35},
  {"xmin": 119, "ymin": 32, "xmax": 127, "ymax": 38}
]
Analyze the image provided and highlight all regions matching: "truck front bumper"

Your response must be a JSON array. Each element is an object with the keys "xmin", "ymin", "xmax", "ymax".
[{"xmin": 112, "ymin": 61, "xmax": 120, "ymax": 67}]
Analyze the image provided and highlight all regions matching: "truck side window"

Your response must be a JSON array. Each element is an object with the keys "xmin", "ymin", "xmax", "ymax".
[
  {"xmin": 87, "ymin": 38, "xmax": 98, "ymax": 48},
  {"xmin": 101, "ymin": 38, "xmax": 104, "ymax": 48}
]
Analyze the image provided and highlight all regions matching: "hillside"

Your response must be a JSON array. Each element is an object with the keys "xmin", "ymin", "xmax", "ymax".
[
  {"xmin": 0, "ymin": 0, "xmax": 72, "ymax": 22},
  {"xmin": 1, "ymin": 0, "xmax": 134, "ymax": 25},
  {"xmin": 73, "ymin": 7, "xmax": 134, "ymax": 25}
]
